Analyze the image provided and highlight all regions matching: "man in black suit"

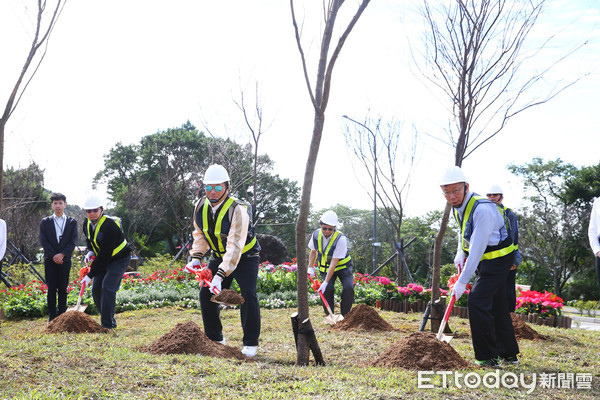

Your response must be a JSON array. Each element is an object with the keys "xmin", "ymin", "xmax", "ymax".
[{"xmin": 39, "ymin": 193, "xmax": 78, "ymax": 321}]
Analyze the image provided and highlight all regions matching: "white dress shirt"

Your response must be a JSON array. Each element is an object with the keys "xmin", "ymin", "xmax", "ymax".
[{"xmin": 588, "ymin": 197, "xmax": 600, "ymax": 256}]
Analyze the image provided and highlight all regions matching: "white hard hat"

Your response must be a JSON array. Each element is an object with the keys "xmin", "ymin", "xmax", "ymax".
[
  {"xmin": 84, "ymin": 195, "xmax": 103, "ymax": 210},
  {"xmin": 440, "ymin": 166, "xmax": 468, "ymax": 186},
  {"xmin": 203, "ymin": 164, "xmax": 230, "ymax": 184},
  {"xmin": 486, "ymin": 184, "xmax": 503, "ymax": 195},
  {"xmin": 320, "ymin": 210, "xmax": 339, "ymax": 227}
]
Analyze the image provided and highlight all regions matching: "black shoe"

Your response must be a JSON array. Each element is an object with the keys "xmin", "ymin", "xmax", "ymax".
[
  {"xmin": 476, "ymin": 357, "xmax": 502, "ymax": 368},
  {"xmin": 501, "ymin": 355, "xmax": 519, "ymax": 365}
]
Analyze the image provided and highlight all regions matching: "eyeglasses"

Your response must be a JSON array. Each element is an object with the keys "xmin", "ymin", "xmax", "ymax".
[
  {"xmin": 442, "ymin": 187, "xmax": 463, "ymax": 197},
  {"xmin": 321, "ymin": 226, "xmax": 334, "ymax": 232},
  {"xmin": 86, "ymin": 208, "xmax": 100, "ymax": 214},
  {"xmin": 205, "ymin": 185, "xmax": 223, "ymax": 192}
]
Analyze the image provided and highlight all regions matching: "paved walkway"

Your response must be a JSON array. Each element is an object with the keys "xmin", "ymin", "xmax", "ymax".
[{"xmin": 562, "ymin": 306, "xmax": 600, "ymax": 331}]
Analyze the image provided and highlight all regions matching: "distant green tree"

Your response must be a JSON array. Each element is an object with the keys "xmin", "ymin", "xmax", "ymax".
[
  {"xmin": 509, "ymin": 158, "xmax": 591, "ymax": 297},
  {"xmin": 95, "ymin": 122, "xmax": 300, "ymax": 257},
  {"xmin": 2, "ymin": 163, "xmax": 48, "ymax": 258}
]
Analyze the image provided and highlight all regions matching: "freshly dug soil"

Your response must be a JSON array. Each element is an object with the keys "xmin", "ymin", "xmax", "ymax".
[
  {"xmin": 212, "ymin": 289, "xmax": 245, "ymax": 305},
  {"xmin": 332, "ymin": 304, "xmax": 394, "ymax": 331},
  {"xmin": 143, "ymin": 321, "xmax": 247, "ymax": 360},
  {"xmin": 511, "ymin": 312, "xmax": 543, "ymax": 340},
  {"xmin": 44, "ymin": 311, "xmax": 109, "ymax": 334},
  {"xmin": 371, "ymin": 331, "xmax": 470, "ymax": 370}
]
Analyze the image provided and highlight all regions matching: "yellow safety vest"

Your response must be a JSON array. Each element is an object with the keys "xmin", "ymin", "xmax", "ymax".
[
  {"xmin": 314, "ymin": 229, "xmax": 351, "ymax": 273},
  {"xmin": 454, "ymin": 195, "xmax": 514, "ymax": 261},
  {"xmin": 86, "ymin": 215, "xmax": 128, "ymax": 257},
  {"xmin": 200, "ymin": 197, "xmax": 257, "ymax": 258}
]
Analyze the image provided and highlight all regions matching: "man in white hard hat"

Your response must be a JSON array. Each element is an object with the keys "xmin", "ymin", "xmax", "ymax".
[
  {"xmin": 440, "ymin": 166, "xmax": 519, "ymax": 368},
  {"xmin": 39, "ymin": 193, "xmax": 78, "ymax": 321},
  {"xmin": 588, "ymin": 196, "xmax": 600, "ymax": 296},
  {"xmin": 307, "ymin": 210, "xmax": 354, "ymax": 316},
  {"xmin": 185, "ymin": 164, "xmax": 262, "ymax": 358},
  {"xmin": 81, "ymin": 194, "xmax": 131, "ymax": 329},
  {"xmin": 486, "ymin": 184, "xmax": 522, "ymax": 312}
]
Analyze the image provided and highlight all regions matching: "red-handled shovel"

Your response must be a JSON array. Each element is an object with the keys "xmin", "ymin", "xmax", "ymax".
[
  {"xmin": 196, "ymin": 273, "xmax": 244, "ymax": 307},
  {"xmin": 67, "ymin": 281, "xmax": 88, "ymax": 312},
  {"xmin": 436, "ymin": 294, "xmax": 456, "ymax": 343},
  {"xmin": 307, "ymin": 274, "xmax": 343, "ymax": 325},
  {"xmin": 437, "ymin": 263, "xmax": 463, "ymax": 343}
]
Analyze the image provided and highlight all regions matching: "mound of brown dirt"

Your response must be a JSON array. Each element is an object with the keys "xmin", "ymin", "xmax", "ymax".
[
  {"xmin": 44, "ymin": 311, "xmax": 109, "ymax": 334},
  {"xmin": 212, "ymin": 289, "xmax": 244, "ymax": 305},
  {"xmin": 332, "ymin": 304, "xmax": 394, "ymax": 331},
  {"xmin": 511, "ymin": 313, "xmax": 543, "ymax": 340},
  {"xmin": 143, "ymin": 321, "xmax": 247, "ymax": 360},
  {"xmin": 371, "ymin": 331, "xmax": 470, "ymax": 370}
]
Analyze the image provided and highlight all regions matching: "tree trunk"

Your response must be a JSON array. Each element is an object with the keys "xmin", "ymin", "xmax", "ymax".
[
  {"xmin": 431, "ymin": 203, "xmax": 451, "ymax": 309},
  {"xmin": 294, "ymin": 110, "xmax": 325, "ymax": 365}
]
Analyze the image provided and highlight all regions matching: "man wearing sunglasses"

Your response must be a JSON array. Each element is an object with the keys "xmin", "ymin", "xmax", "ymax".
[
  {"xmin": 186, "ymin": 164, "xmax": 262, "ymax": 358},
  {"xmin": 441, "ymin": 166, "xmax": 519, "ymax": 368},
  {"xmin": 81, "ymin": 195, "xmax": 131, "ymax": 329},
  {"xmin": 307, "ymin": 210, "xmax": 354, "ymax": 316}
]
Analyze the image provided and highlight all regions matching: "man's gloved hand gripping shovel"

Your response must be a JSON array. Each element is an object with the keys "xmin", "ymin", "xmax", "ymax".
[
  {"xmin": 184, "ymin": 264, "xmax": 244, "ymax": 306},
  {"xmin": 307, "ymin": 273, "xmax": 343, "ymax": 325}
]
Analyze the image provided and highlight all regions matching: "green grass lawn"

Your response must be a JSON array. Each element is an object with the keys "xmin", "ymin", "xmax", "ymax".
[{"xmin": 1, "ymin": 306, "xmax": 599, "ymax": 399}]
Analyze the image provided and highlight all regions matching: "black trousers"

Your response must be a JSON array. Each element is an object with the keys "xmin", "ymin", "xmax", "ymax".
[
  {"xmin": 505, "ymin": 267, "xmax": 517, "ymax": 313},
  {"xmin": 200, "ymin": 255, "xmax": 261, "ymax": 346},
  {"xmin": 320, "ymin": 265, "xmax": 354, "ymax": 316},
  {"xmin": 44, "ymin": 258, "xmax": 72, "ymax": 321},
  {"xmin": 467, "ymin": 252, "xmax": 520, "ymax": 361},
  {"xmin": 596, "ymin": 257, "xmax": 600, "ymax": 295}
]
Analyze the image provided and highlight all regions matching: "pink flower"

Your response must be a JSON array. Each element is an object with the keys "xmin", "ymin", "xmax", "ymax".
[{"xmin": 378, "ymin": 277, "xmax": 391, "ymax": 286}]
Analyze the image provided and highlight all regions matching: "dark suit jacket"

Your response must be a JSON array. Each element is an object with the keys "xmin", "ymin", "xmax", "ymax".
[{"xmin": 39, "ymin": 215, "xmax": 78, "ymax": 261}]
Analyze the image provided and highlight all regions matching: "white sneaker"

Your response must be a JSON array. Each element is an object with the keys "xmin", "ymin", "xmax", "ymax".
[
  {"xmin": 216, "ymin": 338, "xmax": 226, "ymax": 345},
  {"xmin": 242, "ymin": 346, "xmax": 258, "ymax": 357}
]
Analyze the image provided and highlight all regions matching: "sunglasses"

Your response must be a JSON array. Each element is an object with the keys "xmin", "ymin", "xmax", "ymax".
[
  {"xmin": 321, "ymin": 226, "xmax": 334, "ymax": 232},
  {"xmin": 86, "ymin": 208, "xmax": 100, "ymax": 214},
  {"xmin": 205, "ymin": 184, "xmax": 223, "ymax": 192}
]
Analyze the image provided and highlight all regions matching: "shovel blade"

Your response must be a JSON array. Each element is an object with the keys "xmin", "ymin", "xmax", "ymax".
[
  {"xmin": 324, "ymin": 313, "xmax": 344, "ymax": 325},
  {"xmin": 210, "ymin": 297, "xmax": 240, "ymax": 307},
  {"xmin": 67, "ymin": 304, "xmax": 88, "ymax": 313},
  {"xmin": 436, "ymin": 332, "xmax": 453, "ymax": 343}
]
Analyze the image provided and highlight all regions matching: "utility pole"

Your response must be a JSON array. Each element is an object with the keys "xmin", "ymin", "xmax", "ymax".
[{"xmin": 342, "ymin": 115, "xmax": 379, "ymax": 272}]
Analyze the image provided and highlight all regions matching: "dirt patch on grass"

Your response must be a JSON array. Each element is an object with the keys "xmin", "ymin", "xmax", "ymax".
[
  {"xmin": 142, "ymin": 320, "xmax": 247, "ymax": 360},
  {"xmin": 332, "ymin": 304, "xmax": 395, "ymax": 331},
  {"xmin": 44, "ymin": 311, "xmax": 109, "ymax": 334},
  {"xmin": 370, "ymin": 331, "xmax": 470, "ymax": 370},
  {"xmin": 511, "ymin": 312, "xmax": 544, "ymax": 340}
]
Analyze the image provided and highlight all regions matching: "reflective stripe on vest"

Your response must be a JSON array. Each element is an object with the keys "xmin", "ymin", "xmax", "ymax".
[
  {"xmin": 200, "ymin": 198, "xmax": 257, "ymax": 258},
  {"xmin": 86, "ymin": 215, "xmax": 128, "ymax": 257},
  {"xmin": 454, "ymin": 195, "xmax": 514, "ymax": 261},
  {"xmin": 315, "ymin": 230, "xmax": 351, "ymax": 273}
]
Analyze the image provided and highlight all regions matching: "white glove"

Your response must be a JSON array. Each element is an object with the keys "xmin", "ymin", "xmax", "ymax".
[
  {"xmin": 307, "ymin": 267, "xmax": 316, "ymax": 278},
  {"xmin": 184, "ymin": 258, "xmax": 202, "ymax": 273},
  {"xmin": 210, "ymin": 276, "xmax": 222, "ymax": 293},
  {"xmin": 84, "ymin": 251, "xmax": 95, "ymax": 264},
  {"xmin": 317, "ymin": 280, "xmax": 328, "ymax": 294},
  {"xmin": 82, "ymin": 275, "xmax": 92, "ymax": 287},
  {"xmin": 452, "ymin": 281, "xmax": 467, "ymax": 301},
  {"xmin": 454, "ymin": 250, "xmax": 465, "ymax": 272}
]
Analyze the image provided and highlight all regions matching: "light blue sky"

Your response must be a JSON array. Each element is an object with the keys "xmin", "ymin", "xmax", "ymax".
[{"xmin": 2, "ymin": 0, "xmax": 599, "ymax": 218}]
